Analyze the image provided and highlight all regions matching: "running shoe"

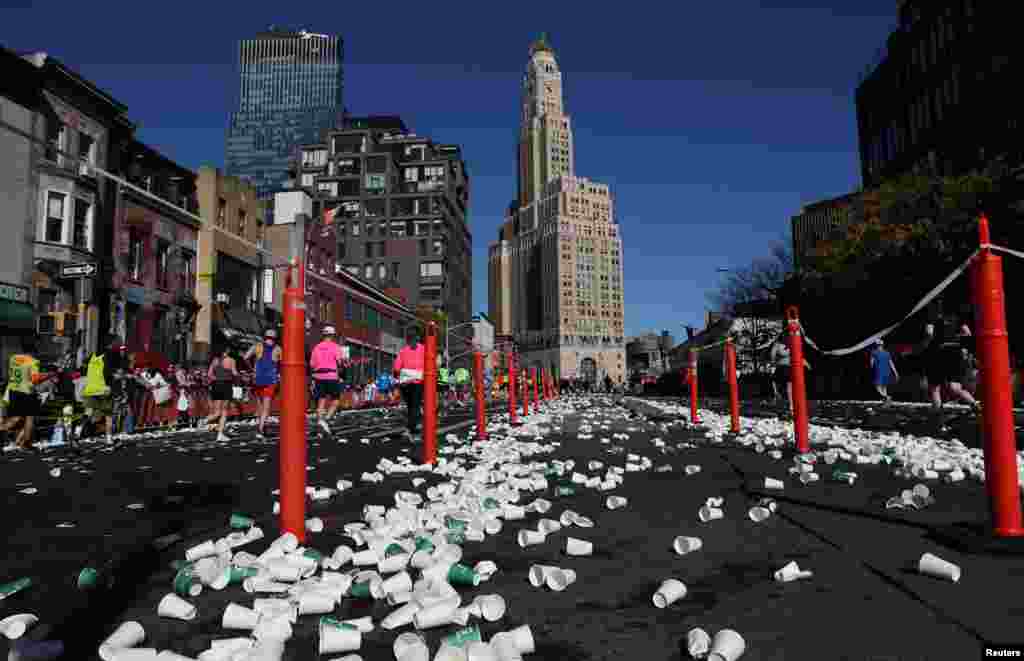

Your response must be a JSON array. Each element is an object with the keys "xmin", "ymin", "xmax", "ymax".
[{"xmin": 217, "ymin": 433, "xmax": 230, "ymax": 442}]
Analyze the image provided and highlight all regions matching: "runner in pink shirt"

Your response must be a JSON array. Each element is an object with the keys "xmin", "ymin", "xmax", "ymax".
[
  {"xmin": 310, "ymin": 325, "xmax": 346, "ymax": 434},
  {"xmin": 393, "ymin": 327, "xmax": 426, "ymax": 438}
]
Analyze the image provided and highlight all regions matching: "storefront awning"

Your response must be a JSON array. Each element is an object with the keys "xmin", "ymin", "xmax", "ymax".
[{"xmin": 0, "ymin": 300, "xmax": 34, "ymax": 333}]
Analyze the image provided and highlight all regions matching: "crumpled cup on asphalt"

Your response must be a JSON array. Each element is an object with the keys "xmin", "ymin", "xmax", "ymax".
[
  {"xmin": 698, "ymin": 506, "xmax": 724, "ymax": 523},
  {"xmin": 652, "ymin": 579, "xmax": 686, "ymax": 608},
  {"xmin": 685, "ymin": 628, "xmax": 711, "ymax": 659},
  {"xmin": 222, "ymin": 603, "xmax": 260, "ymax": 630},
  {"xmin": 918, "ymin": 552, "xmax": 961, "ymax": 583},
  {"xmin": 98, "ymin": 621, "xmax": 146, "ymax": 661},
  {"xmin": 0, "ymin": 613, "xmax": 38, "ymax": 640},
  {"xmin": 156, "ymin": 594, "xmax": 197, "ymax": 621},
  {"xmin": 708, "ymin": 629, "xmax": 745, "ymax": 661}
]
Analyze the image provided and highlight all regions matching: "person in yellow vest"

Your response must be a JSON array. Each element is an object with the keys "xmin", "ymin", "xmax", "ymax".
[
  {"xmin": 1, "ymin": 338, "xmax": 45, "ymax": 450},
  {"xmin": 82, "ymin": 335, "xmax": 128, "ymax": 443}
]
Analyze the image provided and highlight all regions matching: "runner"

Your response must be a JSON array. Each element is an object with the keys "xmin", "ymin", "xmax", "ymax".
[
  {"xmin": 869, "ymin": 339, "xmax": 899, "ymax": 402},
  {"xmin": 207, "ymin": 346, "xmax": 238, "ymax": 442},
  {"xmin": 770, "ymin": 331, "xmax": 811, "ymax": 418},
  {"xmin": 245, "ymin": 329, "xmax": 281, "ymax": 438},
  {"xmin": 454, "ymin": 365, "xmax": 470, "ymax": 403},
  {"xmin": 310, "ymin": 325, "xmax": 345, "ymax": 435},
  {"xmin": 1, "ymin": 338, "xmax": 44, "ymax": 450},
  {"xmin": 82, "ymin": 335, "xmax": 128, "ymax": 444},
  {"xmin": 921, "ymin": 317, "xmax": 980, "ymax": 430},
  {"xmin": 393, "ymin": 327, "xmax": 425, "ymax": 439}
]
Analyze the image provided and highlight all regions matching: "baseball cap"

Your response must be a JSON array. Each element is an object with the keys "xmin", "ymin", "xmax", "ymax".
[
  {"xmin": 323, "ymin": 325, "xmax": 337, "ymax": 336},
  {"xmin": 264, "ymin": 329, "xmax": 277, "ymax": 339}
]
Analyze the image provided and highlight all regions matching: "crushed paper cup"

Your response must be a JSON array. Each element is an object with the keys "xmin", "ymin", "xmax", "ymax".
[
  {"xmin": 545, "ymin": 568, "xmax": 577, "ymax": 592},
  {"xmin": 709, "ymin": 629, "xmax": 745, "ymax": 661},
  {"xmin": 474, "ymin": 561, "xmax": 498, "ymax": 581},
  {"xmin": 185, "ymin": 540, "xmax": 218, "ymax": 562},
  {"xmin": 394, "ymin": 632, "xmax": 429, "ymax": 660},
  {"xmin": 157, "ymin": 593, "xmax": 197, "ymax": 621},
  {"xmin": 0, "ymin": 612, "xmax": 38, "ymax": 640},
  {"xmin": 764, "ymin": 478, "xmax": 784, "ymax": 490},
  {"xmin": 748, "ymin": 506, "xmax": 772, "ymax": 523},
  {"xmin": 222, "ymin": 603, "xmax": 260, "ymax": 630},
  {"xmin": 381, "ymin": 602, "xmax": 421, "ymax": 630},
  {"xmin": 918, "ymin": 552, "xmax": 961, "ymax": 583},
  {"xmin": 506, "ymin": 624, "xmax": 536, "ymax": 654},
  {"xmin": 474, "ymin": 594, "xmax": 506, "ymax": 621},
  {"xmin": 773, "ymin": 561, "xmax": 812, "ymax": 583},
  {"xmin": 413, "ymin": 600, "xmax": 459, "ymax": 629},
  {"xmin": 698, "ymin": 506, "xmax": 724, "ymax": 523},
  {"xmin": 684, "ymin": 465, "xmax": 701, "ymax": 476},
  {"xmin": 686, "ymin": 628, "xmax": 712, "ymax": 659},
  {"xmin": 341, "ymin": 616, "xmax": 374, "ymax": 633},
  {"xmin": 565, "ymin": 537, "xmax": 593, "ymax": 556},
  {"xmin": 537, "ymin": 518, "xmax": 561, "ymax": 535},
  {"xmin": 98, "ymin": 621, "xmax": 145, "ymax": 661},
  {"xmin": 518, "ymin": 530, "xmax": 546, "ymax": 548},
  {"xmin": 606, "ymin": 496, "xmax": 628, "ymax": 510},
  {"xmin": 673, "ymin": 536, "xmax": 702, "ymax": 555},
  {"xmin": 528, "ymin": 565, "xmax": 557, "ymax": 588},
  {"xmin": 319, "ymin": 618, "xmax": 362, "ymax": 655}
]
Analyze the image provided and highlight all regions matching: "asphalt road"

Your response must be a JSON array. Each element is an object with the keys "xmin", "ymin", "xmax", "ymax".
[{"xmin": 2, "ymin": 396, "xmax": 1023, "ymax": 660}]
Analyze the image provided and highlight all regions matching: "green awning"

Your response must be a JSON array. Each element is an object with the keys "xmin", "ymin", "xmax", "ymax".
[{"xmin": 0, "ymin": 300, "xmax": 34, "ymax": 333}]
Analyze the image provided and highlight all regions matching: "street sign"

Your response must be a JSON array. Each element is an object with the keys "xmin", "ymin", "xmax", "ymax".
[{"xmin": 60, "ymin": 262, "xmax": 97, "ymax": 279}]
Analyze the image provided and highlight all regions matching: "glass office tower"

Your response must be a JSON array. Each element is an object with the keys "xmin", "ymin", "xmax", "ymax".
[{"xmin": 225, "ymin": 28, "xmax": 344, "ymax": 203}]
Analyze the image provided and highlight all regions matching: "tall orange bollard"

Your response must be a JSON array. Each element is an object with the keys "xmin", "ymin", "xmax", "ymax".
[
  {"xmin": 474, "ymin": 350, "xmax": 487, "ymax": 441},
  {"xmin": 508, "ymin": 353, "xmax": 519, "ymax": 426},
  {"xmin": 522, "ymin": 364, "xmax": 529, "ymax": 418},
  {"xmin": 532, "ymin": 368, "xmax": 539, "ymax": 408},
  {"xmin": 422, "ymin": 322, "xmax": 438, "ymax": 464},
  {"xmin": 280, "ymin": 260, "xmax": 307, "ymax": 543},
  {"xmin": 725, "ymin": 337, "xmax": 740, "ymax": 434},
  {"xmin": 688, "ymin": 349, "xmax": 700, "ymax": 424},
  {"xmin": 786, "ymin": 307, "xmax": 810, "ymax": 454},
  {"xmin": 972, "ymin": 216, "xmax": 1024, "ymax": 537}
]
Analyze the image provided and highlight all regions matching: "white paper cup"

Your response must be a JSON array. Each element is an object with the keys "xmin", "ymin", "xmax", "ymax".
[
  {"xmin": 748, "ymin": 506, "xmax": 772, "ymax": 523},
  {"xmin": 435, "ymin": 644, "xmax": 468, "ymax": 661},
  {"xmin": 474, "ymin": 560, "xmax": 498, "ymax": 580},
  {"xmin": 342, "ymin": 616, "xmax": 374, "ymax": 633},
  {"xmin": 297, "ymin": 591, "xmax": 336, "ymax": 615},
  {"xmin": 705, "ymin": 497, "xmax": 724, "ymax": 508},
  {"xmin": 565, "ymin": 537, "xmax": 593, "ymax": 556},
  {"xmin": 352, "ymin": 549, "xmax": 379, "ymax": 566},
  {"xmin": 252, "ymin": 614, "xmax": 294, "ymax": 643},
  {"xmin": 506, "ymin": 624, "xmax": 535, "ymax": 654},
  {"xmin": 108, "ymin": 650, "xmax": 158, "ymax": 661},
  {"xmin": 466, "ymin": 641, "xmax": 498, "ymax": 661},
  {"xmin": 773, "ymin": 561, "xmax": 802, "ymax": 582},
  {"xmin": 545, "ymin": 568, "xmax": 572, "ymax": 592},
  {"xmin": 266, "ymin": 561, "xmax": 302, "ymax": 583},
  {"xmin": 918, "ymin": 552, "xmax": 961, "ymax": 583},
  {"xmin": 484, "ymin": 519, "xmax": 503, "ymax": 535},
  {"xmin": 698, "ymin": 506, "xmax": 724, "ymax": 523},
  {"xmin": 270, "ymin": 532, "xmax": 299, "ymax": 553},
  {"xmin": 157, "ymin": 593, "xmax": 197, "ymax": 621},
  {"xmin": 686, "ymin": 628, "xmax": 712, "ymax": 659},
  {"xmin": 652, "ymin": 578, "xmax": 686, "ymax": 608},
  {"xmin": 537, "ymin": 518, "xmax": 561, "ymax": 535},
  {"xmin": 503, "ymin": 505, "xmax": 526, "ymax": 520},
  {"xmin": 606, "ymin": 496, "xmax": 628, "ymax": 510},
  {"xmin": 222, "ymin": 603, "xmax": 260, "ymax": 630},
  {"xmin": 709, "ymin": 629, "xmax": 745, "ymax": 661},
  {"xmin": 764, "ymin": 478, "xmax": 784, "ymax": 490},
  {"xmin": 490, "ymin": 632, "xmax": 524, "ymax": 661},
  {"xmin": 156, "ymin": 652, "xmax": 199, "ymax": 661},
  {"xmin": 244, "ymin": 578, "xmax": 289, "ymax": 594},
  {"xmin": 394, "ymin": 632, "xmax": 429, "ymax": 660},
  {"xmin": 379, "ymin": 553, "xmax": 411, "ymax": 574},
  {"xmin": 0, "ymin": 613, "xmax": 38, "ymax": 640},
  {"xmin": 474, "ymin": 594, "xmax": 506, "ymax": 621},
  {"xmin": 558, "ymin": 510, "xmax": 578, "ymax": 527},
  {"xmin": 799, "ymin": 472, "xmax": 819, "ymax": 485},
  {"xmin": 528, "ymin": 565, "xmax": 557, "ymax": 587},
  {"xmin": 185, "ymin": 540, "xmax": 217, "ymax": 562},
  {"xmin": 684, "ymin": 465, "xmax": 701, "ymax": 475},
  {"xmin": 382, "ymin": 602, "xmax": 421, "ymax": 630},
  {"xmin": 99, "ymin": 621, "xmax": 146, "ymax": 660},
  {"xmin": 673, "ymin": 536, "xmax": 703, "ymax": 555},
  {"xmin": 413, "ymin": 600, "xmax": 458, "ymax": 629},
  {"xmin": 382, "ymin": 570, "xmax": 413, "ymax": 596},
  {"xmin": 319, "ymin": 620, "xmax": 361, "ymax": 654},
  {"xmin": 253, "ymin": 599, "xmax": 296, "ymax": 623},
  {"xmin": 517, "ymin": 530, "xmax": 546, "ymax": 547}
]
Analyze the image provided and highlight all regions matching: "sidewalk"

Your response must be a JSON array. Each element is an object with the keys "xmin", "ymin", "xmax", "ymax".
[{"xmin": 12, "ymin": 397, "xmax": 1011, "ymax": 659}]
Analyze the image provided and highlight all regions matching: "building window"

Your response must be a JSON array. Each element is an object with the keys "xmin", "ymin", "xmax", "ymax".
[
  {"xmin": 404, "ymin": 168, "xmax": 418, "ymax": 182},
  {"xmin": 45, "ymin": 192, "xmax": 66, "ymax": 243},
  {"xmin": 378, "ymin": 264, "xmax": 387, "ymax": 280},
  {"xmin": 237, "ymin": 209, "xmax": 247, "ymax": 236},
  {"xmin": 419, "ymin": 239, "xmax": 428, "ymax": 257},
  {"xmin": 416, "ymin": 221, "xmax": 430, "ymax": 236},
  {"xmin": 156, "ymin": 240, "xmax": 170, "ymax": 289},
  {"xmin": 351, "ymin": 221, "xmax": 360, "ymax": 237},
  {"xmin": 338, "ymin": 242, "xmax": 346, "ymax": 259},
  {"xmin": 301, "ymin": 173, "xmax": 314, "ymax": 187},
  {"xmin": 129, "ymin": 232, "xmax": 145, "ymax": 282},
  {"xmin": 391, "ymin": 262, "xmax": 400, "ymax": 280},
  {"xmin": 46, "ymin": 120, "xmax": 66, "ymax": 164},
  {"xmin": 217, "ymin": 198, "xmax": 226, "ymax": 228},
  {"xmin": 181, "ymin": 249, "xmax": 195, "ymax": 291},
  {"xmin": 78, "ymin": 132, "xmax": 95, "ymax": 175},
  {"xmin": 420, "ymin": 262, "xmax": 443, "ymax": 278},
  {"xmin": 379, "ymin": 242, "xmax": 387, "ymax": 258},
  {"xmin": 364, "ymin": 264, "xmax": 373, "ymax": 279},
  {"xmin": 433, "ymin": 239, "xmax": 444, "ymax": 256},
  {"xmin": 365, "ymin": 243, "xmax": 373, "ymax": 259}
]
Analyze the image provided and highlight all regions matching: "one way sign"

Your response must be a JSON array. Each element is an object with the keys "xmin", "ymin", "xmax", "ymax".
[{"xmin": 60, "ymin": 262, "xmax": 98, "ymax": 278}]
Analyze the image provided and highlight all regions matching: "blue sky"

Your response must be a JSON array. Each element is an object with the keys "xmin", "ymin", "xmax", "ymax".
[{"xmin": 3, "ymin": 0, "xmax": 896, "ymax": 339}]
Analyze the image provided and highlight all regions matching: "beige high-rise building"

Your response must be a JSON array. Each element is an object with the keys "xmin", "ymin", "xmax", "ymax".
[{"xmin": 489, "ymin": 34, "xmax": 625, "ymax": 386}]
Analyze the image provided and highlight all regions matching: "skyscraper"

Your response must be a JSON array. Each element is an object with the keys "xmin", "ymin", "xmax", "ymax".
[
  {"xmin": 489, "ymin": 34, "xmax": 625, "ymax": 386},
  {"xmin": 225, "ymin": 27, "xmax": 344, "ymax": 202}
]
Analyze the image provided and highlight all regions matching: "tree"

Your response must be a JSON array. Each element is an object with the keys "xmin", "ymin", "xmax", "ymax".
[{"xmin": 706, "ymin": 237, "xmax": 793, "ymax": 376}]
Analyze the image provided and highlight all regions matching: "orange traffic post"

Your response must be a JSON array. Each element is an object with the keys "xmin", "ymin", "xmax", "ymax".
[
  {"xmin": 725, "ymin": 337, "xmax": 740, "ymax": 434},
  {"xmin": 532, "ymin": 368, "xmax": 539, "ymax": 408},
  {"xmin": 972, "ymin": 215, "xmax": 1023, "ymax": 537},
  {"xmin": 508, "ymin": 353, "xmax": 519, "ymax": 426},
  {"xmin": 280, "ymin": 260, "xmax": 307, "ymax": 543},
  {"xmin": 474, "ymin": 350, "xmax": 487, "ymax": 441},
  {"xmin": 786, "ymin": 306, "xmax": 810, "ymax": 454},
  {"xmin": 688, "ymin": 349, "xmax": 700, "ymax": 424},
  {"xmin": 422, "ymin": 322, "xmax": 438, "ymax": 464},
  {"xmin": 522, "ymin": 365, "xmax": 530, "ymax": 418}
]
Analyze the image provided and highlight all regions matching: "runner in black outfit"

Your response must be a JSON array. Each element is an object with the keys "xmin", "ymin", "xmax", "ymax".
[{"xmin": 921, "ymin": 316, "xmax": 980, "ymax": 431}]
